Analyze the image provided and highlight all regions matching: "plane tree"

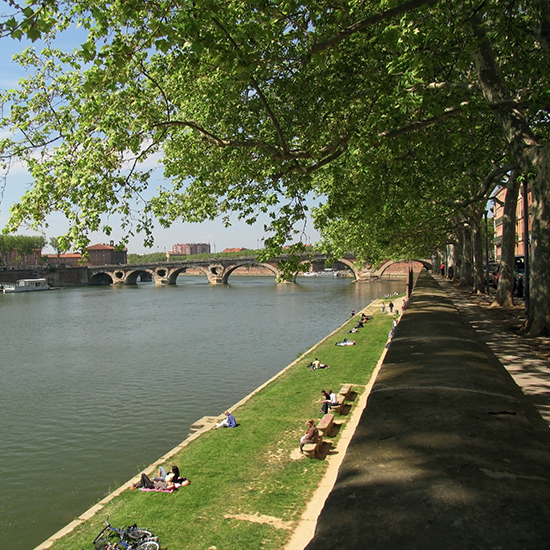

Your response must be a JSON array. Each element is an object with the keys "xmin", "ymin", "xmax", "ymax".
[
  {"xmin": 313, "ymin": 0, "xmax": 549, "ymax": 330},
  {"xmin": 384, "ymin": 1, "xmax": 550, "ymax": 332},
  {"xmin": 0, "ymin": 0, "xmax": 459, "ymax": 256}
]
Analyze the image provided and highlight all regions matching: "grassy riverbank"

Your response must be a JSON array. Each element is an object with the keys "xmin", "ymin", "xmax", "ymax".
[{"xmin": 47, "ymin": 300, "xmax": 399, "ymax": 550}]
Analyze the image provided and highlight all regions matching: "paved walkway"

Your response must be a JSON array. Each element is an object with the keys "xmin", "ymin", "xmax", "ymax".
[
  {"xmin": 305, "ymin": 270, "xmax": 550, "ymax": 550},
  {"xmin": 440, "ymin": 277, "xmax": 550, "ymax": 430}
]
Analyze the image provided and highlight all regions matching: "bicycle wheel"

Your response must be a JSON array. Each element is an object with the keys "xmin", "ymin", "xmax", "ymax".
[
  {"xmin": 126, "ymin": 528, "xmax": 155, "ymax": 541},
  {"xmin": 94, "ymin": 539, "xmax": 111, "ymax": 550},
  {"xmin": 135, "ymin": 541, "xmax": 160, "ymax": 550}
]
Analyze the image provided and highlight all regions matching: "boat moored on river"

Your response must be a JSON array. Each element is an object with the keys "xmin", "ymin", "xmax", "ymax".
[{"xmin": 2, "ymin": 278, "xmax": 50, "ymax": 293}]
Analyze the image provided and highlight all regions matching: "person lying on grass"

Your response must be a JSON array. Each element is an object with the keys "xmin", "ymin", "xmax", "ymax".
[
  {"xmin": 336, "ymin": 338, "xmax": 356, "ymax": 346},
  {"xmin": 130, "ymin": 465, "xmax": 190, "ymax": 490},
  {"xmin": 155, "ymin": 465, "xmax": 189, "ymax": 485}
]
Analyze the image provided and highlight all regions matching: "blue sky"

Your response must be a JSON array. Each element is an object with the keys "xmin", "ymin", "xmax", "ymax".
[{"xmin": 0, "ymin": 13, "xmax": 320, "ymax": 254}]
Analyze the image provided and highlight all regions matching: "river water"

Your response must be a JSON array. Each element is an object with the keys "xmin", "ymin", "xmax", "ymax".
[{"xmin": 0, "ymin": 275, "xmax": 404, "ymax": 549}]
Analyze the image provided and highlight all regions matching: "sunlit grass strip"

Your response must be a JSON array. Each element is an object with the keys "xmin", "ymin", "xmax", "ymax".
[{"xmin": 48, "ymin": 302, "xmax": 398, "ymax": 550}]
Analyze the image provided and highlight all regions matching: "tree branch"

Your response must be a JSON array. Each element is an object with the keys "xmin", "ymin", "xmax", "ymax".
[
  {"xmin": 378, "ymin": 102, "xmax": 469, "ymax": 140},
  {"xmin": 277, "ymin": 135, "xmax": 349, "ymax": 176},
  {"xmin": 211, "ymin": 17, "xmax": 289, "ymax": 154},
  {"xmin": 310, "ymin": 0, "xmax": 439, "ymax": 55},
  {"xmin": 138, "ymin": 61, "xmax": 171, "ymax": 121},
  {"xmin": 153, "ymin": 119, "xmax": 348, "ymax": 165},
  {"xmin": 426, "ymin": 81, "xmax": 477, "ymax": 92},
  {"xmin": 438, "ymin": 163, "xmax": 519, "ymax": 209}
]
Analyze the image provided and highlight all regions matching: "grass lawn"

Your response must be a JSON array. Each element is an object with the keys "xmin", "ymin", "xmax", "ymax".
[{"xmin": 49, "ymin": 300, "xmax": 399, "ymax": 550}]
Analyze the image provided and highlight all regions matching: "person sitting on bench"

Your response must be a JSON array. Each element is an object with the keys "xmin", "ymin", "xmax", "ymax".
[
  {"xmin": 320, "ymin": 390, "xmax": 338, "ymax": 414},
  {"xmin": 299, "ymin": 419, "xmax": 319, "ymax": 453}
]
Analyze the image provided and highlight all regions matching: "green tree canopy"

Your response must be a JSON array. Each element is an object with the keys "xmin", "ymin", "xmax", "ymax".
[{"xmin": 1, "ymin": 0, "xmax": 549, "ymax": 332}]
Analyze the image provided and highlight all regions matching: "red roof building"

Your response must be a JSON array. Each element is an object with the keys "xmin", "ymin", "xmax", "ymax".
[{"xmin": 44, "ymin": 253, "xmax": 85, "ymax": 267}]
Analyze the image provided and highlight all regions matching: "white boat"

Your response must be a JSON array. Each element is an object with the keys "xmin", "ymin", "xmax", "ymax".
[{"xmin": 3, "ymin": 278, "xmax": 50, "ymax": 293}]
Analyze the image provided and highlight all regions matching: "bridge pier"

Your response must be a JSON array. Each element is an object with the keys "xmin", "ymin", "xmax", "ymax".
[
  {"xmin": 152, "ymin": 267, "xmax": 174, "ymax": 285},
  {"xmin": 206, "ymin": 264, "xmax": 227, "ymax": 284}
]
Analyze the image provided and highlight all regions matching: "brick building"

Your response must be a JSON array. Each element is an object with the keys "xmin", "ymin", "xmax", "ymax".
[
  {"xmin": 1, "ymin": 249, "xmax": 43, "ymax": 269},
  {"xmin": 493, "ymin": 186, "xmax": 532, "ymax": 261},
  {"xmin": 87, "ymin": 242, "xmax": 128, "ymax": 265},
  {"xmin": 44, "ymin": 253, "xmax": 86, "ymax": 267},
  {"xmin": 44, "ymin": 242, "xmax": 127, "ymax": 266}
]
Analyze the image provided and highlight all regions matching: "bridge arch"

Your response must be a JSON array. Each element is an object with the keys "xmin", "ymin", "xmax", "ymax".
[
  {"xmin": 373, "ymin": 259, "xmax": 430, "ymax": 278},
  {"xmin": 211, "ymin": 261, "xmax": 281, "ymax": 284},
  {"xmin": 89, "ymin": 271, "xmax": 114, "ymax": 285},
  {"xmin": 163, "ymin": 265, "xmax": 211, "ymax": 284},
  {"xmin": 329, "ymin": 258, "xmax": 359, "ymax": 280},
  {"xmin": 124, "ymin": 268, "xmax": 155, "ymax": 285}
]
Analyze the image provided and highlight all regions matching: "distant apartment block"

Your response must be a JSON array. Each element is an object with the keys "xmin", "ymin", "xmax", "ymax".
[{"xmin": 171, "ymin": 243, "xmax": 211, "ymax": 255}]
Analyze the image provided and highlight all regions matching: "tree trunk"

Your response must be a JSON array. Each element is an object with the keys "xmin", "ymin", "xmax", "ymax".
[
  {"xmin": 527, "ymin": 0, "xmax": 550, "ymax": 59},
  {"xmin": 471, "ymin": 14, "xmax": 549, "ymax": 333},
  {"xmin": 460, "ymin": 224, "xmax": 474, "ymax": 288},
  {"xmin": 528, "ymin": 144, "xmax": 550, "ymax": 335},
  {"xmin": 453, "ymin": 232, "xmax": 463, "ymax": 282},
  {"xmin": 471, "ymin": 212, "xmax": 485, "ymax": 294},
  {"xmin": 493, "ymin": 176, "xmax": 519, "ymax": 307}
]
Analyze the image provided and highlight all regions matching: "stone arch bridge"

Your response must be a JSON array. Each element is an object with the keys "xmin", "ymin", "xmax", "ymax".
[
  {"xmin": 87, "ymin": 255, "xmax": 431, "ymax": 286},
  {"xmin": 88, "ymin": 254, "xmax": 361, "ymax": 285}
]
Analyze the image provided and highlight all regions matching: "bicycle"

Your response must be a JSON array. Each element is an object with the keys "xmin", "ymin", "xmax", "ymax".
[{"xmin": 93, "ymin": 517, "xmax": 160, "ymax": 550}]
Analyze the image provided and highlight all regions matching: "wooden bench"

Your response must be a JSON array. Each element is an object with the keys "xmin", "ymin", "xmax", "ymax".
[
  {"xmin": 302, "ymin": 436, "xmax": 323, "ymax": 458},
  {"xmin": 338, "ymin": 384, "xmax": 353, "ymax": 400},
  {"xmin": 317, "ymin": 413, "xmax": 334, "ymax": 437}
]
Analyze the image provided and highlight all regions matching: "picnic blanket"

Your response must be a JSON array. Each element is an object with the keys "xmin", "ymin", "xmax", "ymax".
[
  {"xmin": 139, "ymin": 482, "xmax": 188, "ymax": 493},
  {"xmin": 139, "ymin": 485, "xmax": 177, "ymax": 493}
]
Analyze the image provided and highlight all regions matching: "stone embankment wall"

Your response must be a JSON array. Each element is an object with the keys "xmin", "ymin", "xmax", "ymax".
[{"xmin": 0, "ymin": 267, "xmax": 90, "ymax": 287}]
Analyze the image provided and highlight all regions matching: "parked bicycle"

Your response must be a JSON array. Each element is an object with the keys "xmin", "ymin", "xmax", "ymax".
[{"xmin": 93, "ymin": 517, "xmax": 160, "ymax": 550}]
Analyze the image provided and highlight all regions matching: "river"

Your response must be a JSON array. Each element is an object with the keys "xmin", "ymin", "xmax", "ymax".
[{"xmin": 0, "ymin": 275, "xmax": 405, "ymax": 549}]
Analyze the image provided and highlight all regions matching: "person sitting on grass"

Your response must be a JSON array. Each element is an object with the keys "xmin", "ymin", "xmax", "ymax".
[
  {"xmin": 299, "ymin": 419, "xmax": 319, "ymax": 453},
  {"xmin": 308, "ymin": 358, "xmax": 331, "ymax": 370},
  {"xmin": 215, "ymin": 411, "xmax": 237, "ymax": 429}
]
